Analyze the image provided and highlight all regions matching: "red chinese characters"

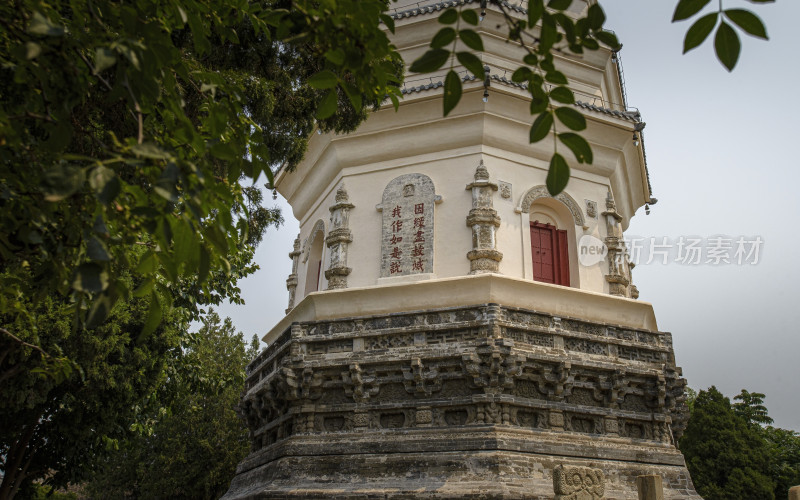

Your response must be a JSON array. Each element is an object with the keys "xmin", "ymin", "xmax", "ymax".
[{"xmin": 390, "ymin": 205, "xmax": 403, "ymax": 274}]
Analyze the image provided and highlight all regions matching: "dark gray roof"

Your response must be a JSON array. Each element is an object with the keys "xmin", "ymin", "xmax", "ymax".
[{"xmin": 574, "ymin": 101, "xmax": 640, "ymax": 123}]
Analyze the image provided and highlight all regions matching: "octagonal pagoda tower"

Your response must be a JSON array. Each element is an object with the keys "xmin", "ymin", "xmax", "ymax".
[{"xmin": 224, "ymin": 1, "xmax": 701, "ymax": 498}]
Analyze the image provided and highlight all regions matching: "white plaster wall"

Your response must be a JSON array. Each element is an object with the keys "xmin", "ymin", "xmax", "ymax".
[{"xmin": 284, "ymin": 3, "xmax": 648, "ymax": 301}]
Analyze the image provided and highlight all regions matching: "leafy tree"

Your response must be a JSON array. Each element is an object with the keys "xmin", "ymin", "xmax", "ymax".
[
  {"xmin": 686, "ymin": 386, "xmax": 698, "ymax": 413},
  {"xmin": 733, "ymin": 389, "xmax": 774, "ymax": 428},
  {"xmin": 0, "ymin": 0, "xmax": 401, "ymax": 369},
  {"xmin": 763, "ymin": 426, "xmax": 800, "ymax": 500},
  {"xmin": 0, "ymin": 287, "xmax": 184, "ymax": 499},
  {"xmin": 679, "ymin": 386, "xmax": 775, "ymax": 500},
  {"xmin": 85, "ymin": 311, "xmax": 258, "ymax": 499},
  {"xmin": 1, "ymin": 0, "xmax": 396, "ymax": 495}
]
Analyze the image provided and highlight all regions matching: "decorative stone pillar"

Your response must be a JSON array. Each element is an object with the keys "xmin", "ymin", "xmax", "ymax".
[
  {"xmin": 285, "ymin": 236, "xmax": 301, "ymax": 313},
  {"xmin": 465, "ymin": 160, "xmax": 502, "ymax": 274},
  {"xmin": 324, "ymin": 185, "xmax": 354, "ymax": 290},
  {"xmin": 602, "ymin": 192, "xmax": 634, "ymax": 298},
  {"xmin": 636, "ymin": 475, "xmax": 664, "ymax": 500}
]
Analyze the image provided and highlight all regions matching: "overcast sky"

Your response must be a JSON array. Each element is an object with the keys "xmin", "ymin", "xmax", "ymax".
[{"xmin": 212, "ymin": 0, "xmax": 800, "ymax": 431}]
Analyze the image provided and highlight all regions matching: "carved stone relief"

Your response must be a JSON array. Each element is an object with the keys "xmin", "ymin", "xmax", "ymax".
[
  {"xmin": 553, "ymin": 464, "xmax": 605, "ymax": 500},
  {"xmin": 585, "ymin": 199, "xmax": 598, "ymax": 219},
  {"xmin": 516, "ymin": 185, "xmax": 586, "ymax": 227}
]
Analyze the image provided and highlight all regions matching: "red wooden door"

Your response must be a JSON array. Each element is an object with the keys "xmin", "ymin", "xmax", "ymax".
[
  {"xmin": 531, "ymin": 223, "xmax": 555, "ymax": 283},
  {"xmin": 531, "ymin": 222, "xmax": 570, "ymax": 286}
]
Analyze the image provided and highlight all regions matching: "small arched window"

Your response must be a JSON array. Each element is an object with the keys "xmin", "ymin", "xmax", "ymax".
[{"xmin": 304, "ymin": 221, "xmax": 325, "ymax": 295}]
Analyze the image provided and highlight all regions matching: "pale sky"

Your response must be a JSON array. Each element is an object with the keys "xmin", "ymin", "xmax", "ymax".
[{"xmin": 212, "ymin": 0, "xmax": 800, "ymax": 431}]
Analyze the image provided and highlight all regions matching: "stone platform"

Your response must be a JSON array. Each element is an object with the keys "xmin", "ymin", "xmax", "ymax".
[{"xmin": 223, "ymin": 299, "xmax": 701, "ymax": 499}]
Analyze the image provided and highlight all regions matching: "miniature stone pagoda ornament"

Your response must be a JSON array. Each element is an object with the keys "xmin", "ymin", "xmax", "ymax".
[
  {"xmin": 324, "ymin": 185, "xmax": 354, "ymax": 290},
  {"xmin": 465, "ymin": 160, "xmax": 502, "ymax": 274},
  {"xmin": 223, "ymin": 1, "xmax": 700, "ymax": 498},
  {"xmin": 285, "ymin": 236, "xmax": 301, "ymax": 313}
]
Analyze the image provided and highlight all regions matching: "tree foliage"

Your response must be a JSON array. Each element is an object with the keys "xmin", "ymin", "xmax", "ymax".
[
  {"xmin": 1, "ymin": 0, "xmax": 399, "ymax": 495},
  {"xmin": 408, "ymin": 0, "xmax": 773, "ymax": 195},
  {"xmin": 0, "ymin": 0, "xmax": 401, "ymax": 356},
  {"xmin": 733, "ymin": 389, "xmax": 774, "ymax": 428},
  {"xmin": 0, "ymin": 287, "xmax": 184, "ymax": 499},
  {"xmin": 763, "ymin": 426, "xmax": 800, "ymax": 500},
  {"xmin": 680, "ymin": 387, "xmax": 775, "ymax": 500},
  {"xmin": 85, "ymin": 311, "xmax": 258, "ymax": 499}
]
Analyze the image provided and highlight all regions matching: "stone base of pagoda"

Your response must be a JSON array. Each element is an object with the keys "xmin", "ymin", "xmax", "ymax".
[{"xmin": 224, "ymin": 426, "xmax": 700, "ymax": 499}]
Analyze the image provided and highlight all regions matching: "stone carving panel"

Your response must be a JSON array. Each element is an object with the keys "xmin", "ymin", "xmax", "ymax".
[
  {"xmin": 553, "ymin": 464, "xmax": 605, "ymax": 500},
  {"xmin": 378, "ymin": 173, "xmax": 437, "ymax": 277}
]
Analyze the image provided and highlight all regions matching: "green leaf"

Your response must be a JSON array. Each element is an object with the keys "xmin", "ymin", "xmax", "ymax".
[
  {"xmin": 136, "ymin": 251, "xmax": 157, "ymax": 274},
  {"xmin": 672, "ymin": 0, "xmax": 712, "ymax": 22},
  {"xmin": 132, "ymin": 277, "xmax": 154, "ymax": 298},
  {"xmin": 594, "ymin": 31, "xmax": 620, "ymax": 50},
  {"xmin": 198, "ymin": 245, "xmax": 211, "ymax": 283},
  {"xmin": 86, "ymin": 293, "xmax": 114, "ymax": 329},
  {"xmin": 316, "ymin": 89, "xmax": 337, "ymax": 120},
  {"xmin": 138, "ymin": 293, "xmax": 163, "ymax": 342},
  {"xmin": 439, "ymin": 8, "xmax": 458, "ymax": 24},
  {"xmin": 684, "ymin": 13, "xmax": 718, "ymax": 53},
  {"xmin": 42, "ymin": 165, "xmax": 85, "ymax": 202},
  {"xmin": 342, "ymin": 82, "xmax": 363, "ymax": 111},
  {"xmin": 540, "ymin": 15, "xmax": 559, "ymax": 49},
  {"xmin": 459, "ymin": 29, "xmax": 484, "ymax": 51},
  {"xmin": 528, "ymin": 0, "xmax": 544, "ymax": 28},
  {"xmin": 586, "ymin": 4, "xmax": 606, "ymax": 30},
  {"xmin": 380, "ymin": 14, "xmax": 396, "ymax": 33},
  {"xmin": 549, "ymin": 86, "xmax": 574, "ymax": 104},
  {"xmin": 511, "ymin": 66, "xmax": 533, "ymax": 83},
  {"xmin": 545, "ymin": 71, "xmax": 568, "ymax": 84},
  {"xmin": 530, "ymin": 84, "xmax": 549, "ymax": 114},
  {"xmin": 72, "ymin": 263, "xmax": 109, "ymax": 293},
  {"xmin": 154, "ymin": 163, "xmax": 180, "ymax": 202},
  {"xmin": 94, "ymin": 48, "xmax": 117, "ymax": 73},
  {"xmin": 409, "ymin": 49, "xmax": 450, "ymax": 73},
  {"xmin": 461, "ymin": 9, "xmax": 479, "ymax": 26},
  {"xmin": 324, "ymin": 48, "xmax": 345, "ymax": 65},
  {"xmin": 529, "ymin": 111, "xmax": 554, "ymax": 143},
  {"xmin": 546, "ymin": 153, "xmax": 570, "ymax": 196},
  {"xmin": 431, "ymin": 27, "xmax": 456, "ymax": 49},
  {"xmin": 443, "ymin": 70, "xmax": 462, "ymax": 117},
  {"xmin": 308, "ymin": 70, "xmax": 338, "ymax": 89},
  {"xmin": 131, "ymin": 143, "xmax": 170, "ymax": 160},
  {"xmin": 714, "ymin": 21, "xmax": 741, "ymax": 72},
  {"xmin": 724, "ymin": 9, "xmax": 768, "ymax": 39},
  {"xmin": 27, "ymin": 11, "xmax": 65, "ymax": 36},
  {"xmin": 87, "ymin": 236, "xmax": 111, "ymax": 261},
  {"xmin": 89, "ymin": 165, "xmax": 120, "ymax": 204},
  {"xmin": 554, "ymin": 107, "xmax": 586, "ymax": 131},
  {"xmin": 558, "ymin": 132, "xmax": 593, "ymax": 164},
  {"xmin": 456, "ymin": 51, "xmax": 485, "ymax": 79},
  {"xmin": 547, "ymin": 0, "xmax": 572, "ymax": 10}
]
